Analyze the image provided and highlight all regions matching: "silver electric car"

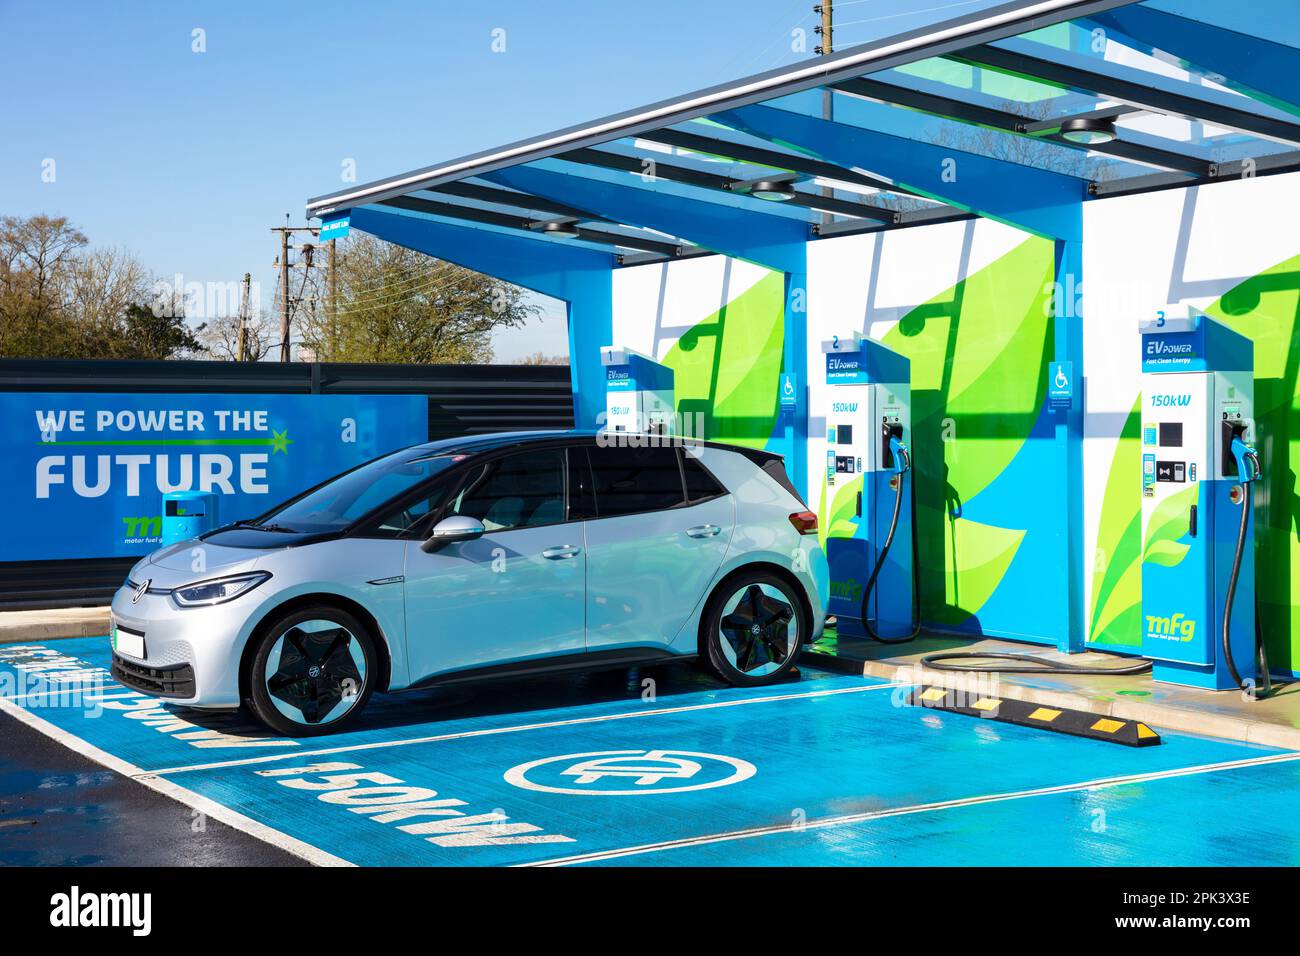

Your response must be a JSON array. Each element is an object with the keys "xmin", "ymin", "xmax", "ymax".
[{"xmin": 109, "ymin": 431, "xmax": 828, "ymax": 736}]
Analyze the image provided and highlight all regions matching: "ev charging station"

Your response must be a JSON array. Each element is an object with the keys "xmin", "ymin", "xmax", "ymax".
[
  {"xmin": 1140, "ymin": 309, "xmax": 1262, "ymax": 690},
  {"xmin": 821, "ymin": 335, "xmax": 915, "ymax": 641},
  {"xmin": 305, "ymin": 0, "xmax": 1300, "ymax": 700},
  {"xmin": 600, "ymin": 346, "xmax": 675, "ymax": 435}
]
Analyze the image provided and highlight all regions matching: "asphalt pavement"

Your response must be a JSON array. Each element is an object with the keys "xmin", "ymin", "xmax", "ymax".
[{"xmin": 0, "ymin": 710, "xmax": 302, "ymax": 866}]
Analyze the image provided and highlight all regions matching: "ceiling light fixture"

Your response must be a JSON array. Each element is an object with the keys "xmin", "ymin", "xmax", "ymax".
[
  {"xmin": 1059, "ymin": 116, "xmax": 1117, "ymax": 146},
  {"xmin": 747, "ymin": 179, "xmax": 797, "ymax": 201},
  {"xmin": 541, "ymin": 220, "xmax": 581, "ymax": 238}
]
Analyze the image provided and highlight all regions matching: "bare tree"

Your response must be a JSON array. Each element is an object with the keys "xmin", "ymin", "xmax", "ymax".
[
  {"xmin": 198, "ymin": 309, "xmax": 276, "ymax": 361},
  {"xmin": 515, "ymin": 351, "xmax": 568, "ymax": 366},
  {"xmin": 0, "ymin": 213, "xmax": 204, "ymax": 360},
  {"xmin": 66, "ymin": 246, "xmax": 154, "ymax": 341},
  {"xmin": 0, "ymin": 215, "xmax": 88, "ymax": 354},
  {"xmin": 296, "ymin": 233, "xmax": 540, "ymax": 364}
]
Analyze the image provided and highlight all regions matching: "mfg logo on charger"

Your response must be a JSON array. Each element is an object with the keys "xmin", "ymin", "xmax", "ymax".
[{"xmin": 1145, "ymin": 612, "xmax": 1196, "ymax": 643}]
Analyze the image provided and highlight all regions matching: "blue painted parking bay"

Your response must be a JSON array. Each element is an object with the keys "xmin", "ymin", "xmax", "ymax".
[{"xmin": 3, "ymin": 638, "xmax": 1299, "ymax": 866}]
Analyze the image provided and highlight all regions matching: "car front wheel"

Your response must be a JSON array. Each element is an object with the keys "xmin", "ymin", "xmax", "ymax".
[
  {"xmin": 702, "ymin": 571, "xmax": 804, "ymax": 687},
  {"xmin": 246, "ymin": 606, "xmax": 377, "ymax": 737}
]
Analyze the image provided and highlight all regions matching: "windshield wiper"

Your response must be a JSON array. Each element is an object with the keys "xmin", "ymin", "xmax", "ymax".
[{"xmin": 232, "ymin": 520, "xmax": 301, "ymax": 534}]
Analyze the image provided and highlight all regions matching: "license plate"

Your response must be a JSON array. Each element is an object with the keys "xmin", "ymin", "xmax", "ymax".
[{"xmin": 112, "ymin": 623, "xmax": 146, "ymax": 659}]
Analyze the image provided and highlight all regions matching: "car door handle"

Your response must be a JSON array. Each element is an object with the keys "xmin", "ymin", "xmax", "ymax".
[
  {"xmin": 542, "ymin": 545, "xmax": 582, "ymax": 560},
  {"xmin": 685, "ymin": 524, "xmax": 722, "ymax": 538}
]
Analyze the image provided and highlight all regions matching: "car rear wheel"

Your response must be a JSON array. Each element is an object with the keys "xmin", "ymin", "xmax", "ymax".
[
  {"xmin": 246, "ymin": 606, "xmax": 377, "ymax": 737},
  {"xmin": 702, "ymin": 571, "xmax": 804, "ymax": 687}
]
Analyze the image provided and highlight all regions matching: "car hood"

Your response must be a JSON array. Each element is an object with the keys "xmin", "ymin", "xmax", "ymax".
[{"xmin": 146, "ymin": 539, "xmax": 266, "ymax": 572}]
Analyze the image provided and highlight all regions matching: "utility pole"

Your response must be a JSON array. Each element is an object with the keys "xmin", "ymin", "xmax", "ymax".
[
  {"xmin": 271, "ymin": 224, "xmax": 321, "ymax": 362},
  {"xmin": 327, "ymin": 238, "xmax": 338, "ymax": 354},
  {"xmin": 237, "ymin": 271, "xmax": 251, "ymax": 361},
  {"xmin": 277, "ymin": 227, "xmax": 290, "ymax": 361},
  {"xmin": 816, "ymin": 0, "xmax": 832, "ymax": 57},
  {"xmin": 816, "ymin": 1, "xmax": 834, "ymax": 224}
]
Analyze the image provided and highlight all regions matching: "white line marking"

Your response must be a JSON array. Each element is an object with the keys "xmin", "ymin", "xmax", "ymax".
[
  {"xmin": 0, "ymin": 697, "xmax": 352, "ymax": 868},
  {"xmin": 523, "ymin": 749, "xmax": 1300, "ymax": 866},
  {"xmin": 151, "ymin": 680, "xmax": 903, "ymax": 776},
  {"xmin": 5, "ymin": 685, "xmax": 125, "ymax": 705}
]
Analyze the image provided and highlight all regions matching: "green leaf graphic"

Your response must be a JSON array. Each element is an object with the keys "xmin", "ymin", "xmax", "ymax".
[
  {"xmin": 662, "ymin": 270, "xmax": 785, "ymax": 450},
  {"xmin": 1144, "ymin": 538, "xmax": 1191, "ymax": 568},
  {"xmin": 1088, "ymin": 399, "xmax": 1142, "ymax": 646},
  {"xmin": 1142, "ymin": 484, "xmax": 1199, "ymax": 566}
]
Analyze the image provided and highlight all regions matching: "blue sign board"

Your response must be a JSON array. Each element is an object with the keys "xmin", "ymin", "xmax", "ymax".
[
  {"xmin": 2, "ymin": 392, "xmax": 427, "ymax": 561},
  {"xmin": 1048, "ymin": 361, "xmax": 1074, "ymax": 409},
  {"xmin": 319, "ymin": 215, "xmax": 350, "ymax": 241}
]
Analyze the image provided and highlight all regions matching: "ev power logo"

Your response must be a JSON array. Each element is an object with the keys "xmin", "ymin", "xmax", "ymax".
[
  {"xmin": 49, "ymin": 886, "xmax": 151, "ymax": 936},
  {"xmin": 826, "ymin": 354, "xmax": 867, "ymax": 384},
  {"xmin": 1143, "ymin": 332, "xmax": 1199, "ymax": 369},
  {"xmin": 505, "ymin": 749, "xmax": 757, "ymax": 795},
  {"xmin": 1147, "ymin": 338, "xmax": 1195, "ymax": 357}
]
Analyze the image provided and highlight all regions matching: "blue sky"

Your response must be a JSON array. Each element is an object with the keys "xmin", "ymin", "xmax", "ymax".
[{"xmin": 0, "ymin": 0, "xmax": 1002, "ymax": 360}]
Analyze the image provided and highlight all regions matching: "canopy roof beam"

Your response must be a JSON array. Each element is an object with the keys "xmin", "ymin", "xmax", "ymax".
[
  {"xmin": 377, "ymin": 195, "xmax": 688, "ymax": 257},
  {"xmin": 832, "ymin": 76, "xmax": 1211, "ymax": 175},
  {"xmin": 637, "ymin": 126, "xmax": 933, "ymax": 199},
  {"xmin": 952, "ymin": 38, "xmax": 1300, "ymax": 147},
  {"xmin": 484, "ymin": 161, "xmax": 811, "ymax": 273},
  {"xmin": 1087, "ymin": 1, "xmax": 1300, "ymax": 116},
  {"xmin": 557, "ymin": 146, "xmax": 900, "ymax": 222},
  {"xmin": 713, "ymin": 100, "xmax": 1087, "ymax": 239},
  {"xmin": 429, "ymin": 180, "xmax": 620, "ymax": 224}
]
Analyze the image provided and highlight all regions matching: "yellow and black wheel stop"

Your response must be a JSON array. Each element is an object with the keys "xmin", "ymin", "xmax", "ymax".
[{"xmin": 908, "ymin": 686, "xmax": 1162, "ymax": 747}]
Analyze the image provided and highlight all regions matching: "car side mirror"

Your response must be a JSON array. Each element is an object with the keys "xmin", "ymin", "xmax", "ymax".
[{"xmin": 420, "ymin": 515, "xmax": 486, "ymax": 553}]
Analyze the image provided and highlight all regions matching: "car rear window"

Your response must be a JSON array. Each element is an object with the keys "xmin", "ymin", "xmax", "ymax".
[
  {"xmin": 682, "ymin": 450, "xmax": 726, "ymax": 502},
  {"xmin": 760, "ymin": 458, "xmax": 805, "ymax": 506},
  {"xmin": 587, "ymin": 444, "xmax": 685, "ymax": 517}
]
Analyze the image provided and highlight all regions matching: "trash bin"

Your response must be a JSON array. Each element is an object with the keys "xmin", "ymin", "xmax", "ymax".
[{"xmin": 161, "ymin": 491, "xmax": 218, "ymax": 546}]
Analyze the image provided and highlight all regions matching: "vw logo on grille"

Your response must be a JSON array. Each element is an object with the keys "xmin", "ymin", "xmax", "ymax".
[{"xmin": 131, "ymin": 579, "xmax": 151, "ymax": 604}]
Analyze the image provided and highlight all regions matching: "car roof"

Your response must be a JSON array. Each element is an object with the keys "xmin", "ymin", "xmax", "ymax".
[
  {"xmin": 398, "ymin": 429, "xmax": 783, "ymax": 464},
  {"xmin": 401, "ymin": 429, "xmax": 595, "ymax": 459}
]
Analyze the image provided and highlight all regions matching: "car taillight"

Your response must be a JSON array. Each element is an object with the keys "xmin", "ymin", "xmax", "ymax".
[{"xmin": 788, "ymin": 511, "xmax": 818, "ymax": 535}]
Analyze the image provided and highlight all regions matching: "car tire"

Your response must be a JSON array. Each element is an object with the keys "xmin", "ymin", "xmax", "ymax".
[
  {"xmin": 246, "ymin": 605, "xmax": 378, "ymax": 737},
  {"xmin": 701, "ymin": 570, "xmax": 805, "ymax": 687}
]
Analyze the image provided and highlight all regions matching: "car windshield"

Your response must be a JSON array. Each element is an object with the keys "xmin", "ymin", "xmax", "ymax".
[{"xmin": 251, "ymin": 449, "xmax": 460, "ymax": 534}]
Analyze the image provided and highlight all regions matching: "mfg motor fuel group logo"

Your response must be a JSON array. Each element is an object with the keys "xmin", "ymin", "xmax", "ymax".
[{"xmin": 504, "ymin": 749, "xmax": 756, "ymax": 796}]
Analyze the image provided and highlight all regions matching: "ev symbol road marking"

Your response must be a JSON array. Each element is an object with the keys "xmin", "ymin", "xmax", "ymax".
[{"xmin": 504, "ymin": 749, "xmax": 757, "ymax": 796}]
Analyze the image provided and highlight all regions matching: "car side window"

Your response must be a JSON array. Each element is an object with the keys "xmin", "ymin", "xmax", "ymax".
[
  {"xmin": 371, "ymin": 478, "xmax": 455, "ymax": 536},
  {"xmin": 443, "ymin": 448, "xmax": 567, "ymax": 531},
  {"xmin": 587, "ymin": 444, "xmax": 686, "ymax": 518}
]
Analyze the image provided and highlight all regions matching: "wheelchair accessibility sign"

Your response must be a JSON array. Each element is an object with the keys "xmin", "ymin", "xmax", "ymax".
[{"xmin": 505, "ymin": 749, "xmax": 757, "ymax": 796}]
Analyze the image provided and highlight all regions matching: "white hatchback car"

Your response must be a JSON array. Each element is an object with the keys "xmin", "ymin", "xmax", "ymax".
[{"xmin": 109, "ymin": 432, "xmax": 828, "ymax": 736}]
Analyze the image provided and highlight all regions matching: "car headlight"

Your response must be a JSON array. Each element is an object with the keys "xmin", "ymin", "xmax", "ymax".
[{"xmin": 171, "ymin": 571, "xmax": 272, "ymax": 608}]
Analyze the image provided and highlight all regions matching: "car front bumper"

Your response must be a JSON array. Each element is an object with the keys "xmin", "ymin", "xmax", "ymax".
[{"xmin": 108, "ymin": 584, "xmax": 250, "ymax": 709}]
